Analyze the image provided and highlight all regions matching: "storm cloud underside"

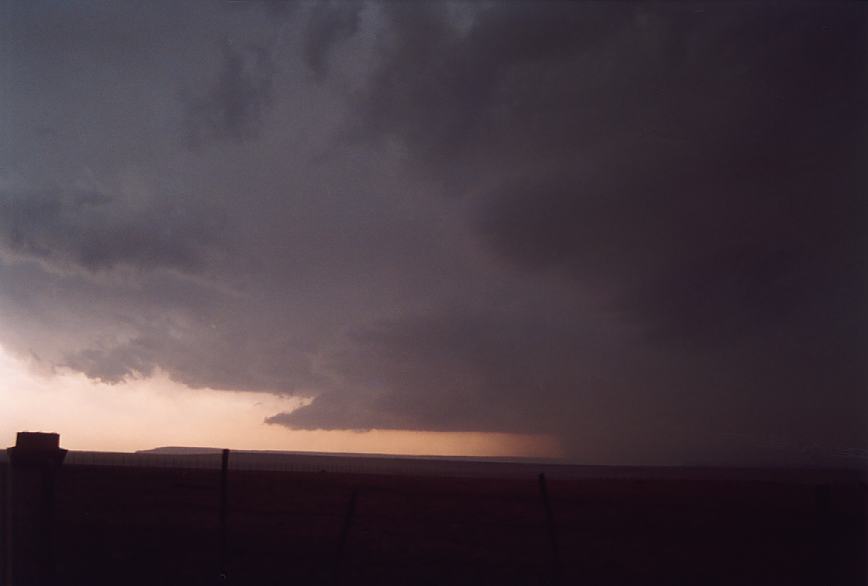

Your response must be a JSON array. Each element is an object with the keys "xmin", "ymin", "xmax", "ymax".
[{"xmin": 1, "ymin": 2, "xmax": 865, "ymax": 465}]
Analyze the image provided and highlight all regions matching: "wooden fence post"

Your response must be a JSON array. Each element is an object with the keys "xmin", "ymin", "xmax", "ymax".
[
  {"xmin": 1, "ymin": 459, "xmax": 7, "ymax": 586},
  {"xmin": 334, "ymin": 488, "xmax": 359, "ymax": 585},
  {"xmin": 538, "ymin": 473, "xmax": 561, "ymax": 585},
  {"xmin": 218, "ymin": 449, "xmax": 230, "ymax": 581},
  {"xmin": 813, "ymin": 484, "xmax": 832, "ymax": 585}
]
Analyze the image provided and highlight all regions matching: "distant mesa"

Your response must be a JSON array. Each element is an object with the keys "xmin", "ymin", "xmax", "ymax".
[{"xmin": 137, "ymin": 446, "xmax": 224, "ymax": 455}]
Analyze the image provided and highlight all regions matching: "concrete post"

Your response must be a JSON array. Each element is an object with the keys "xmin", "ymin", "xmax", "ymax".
[{"xmin": 6, "ymin": 432, "xmax": 67, "ymax": 586}]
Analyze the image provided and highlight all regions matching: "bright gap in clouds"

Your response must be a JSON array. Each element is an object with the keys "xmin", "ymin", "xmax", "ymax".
[{"xmin": 0, "ymin": 347, "xmax": 561, "ymax": 458}]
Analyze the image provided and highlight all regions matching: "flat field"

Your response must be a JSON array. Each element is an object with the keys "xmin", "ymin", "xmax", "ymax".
[{"xmin": 41, "ymin": 461, "xmax": 867, "ymax": 585}]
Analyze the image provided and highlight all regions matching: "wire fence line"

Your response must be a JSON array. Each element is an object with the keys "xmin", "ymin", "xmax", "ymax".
[
  {"xmin": 60, "ymin": 450, "xmax": 578, "ymax": 479},
  {"xmin": 54, "ymin": 451, "xmax": 867, "ymax": 483},
  {"xmin": 3, "ymin": 449, "xmax": 864, "ymax": 483},
  {"xmin": 3, "ymin": 447, "xmax": 863, "ymax": 585}
]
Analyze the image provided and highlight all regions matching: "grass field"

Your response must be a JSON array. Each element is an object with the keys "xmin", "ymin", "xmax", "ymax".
[{"xmin": 34, "ymin": 458, "xmax": 866, "ymax": 585}]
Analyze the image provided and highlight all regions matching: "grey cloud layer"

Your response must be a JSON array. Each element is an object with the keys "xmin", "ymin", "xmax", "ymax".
[
  {"xmin": 183, "ymin": 42, "xmax": 277, "ymax": 147},
  {"xmin": 1, "ymin": 2, "xmax": 865, "ymax": 466},
  {"xmin": 303, "ymin": 2, "xmax": 363, "ymax": 80},
  {"xmin": 0, "ymin": 189, "xmax": 224, "ymax": 273}
]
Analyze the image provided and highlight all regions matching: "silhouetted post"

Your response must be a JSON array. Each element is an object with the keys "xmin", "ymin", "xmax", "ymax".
[
  {"xmin": 334, "ymin": 488, "xmax": 358, "ymax": 585},
  {"xmin": 813, "ymin": 484, "xmax": 832, "ymax": 585},
  {"xmin": 218, "ymin": 448, "xmax": 230, "ymax": 581},
  {"xmin": 1, "ymin": 458, "xmax": 8, "ymax": 586},
  {"xmin": 538, "ymin": 473, "xmax": 561, "ymax": 585},
  {"xmin": 6, "ymin": 432, "xmax": 67, "ymax": 586}
]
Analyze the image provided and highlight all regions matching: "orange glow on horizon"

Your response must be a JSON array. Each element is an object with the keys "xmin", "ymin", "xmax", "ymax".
[{"xmin": 0, "ymin": 347, "xmax": 562, "ymax": 459}]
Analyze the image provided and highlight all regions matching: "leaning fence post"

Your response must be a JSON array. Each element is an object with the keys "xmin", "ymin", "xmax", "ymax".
[
  {"xmin": 813, "ymin": 484, "xmax": 832, "ymax": 585},
  {"xmin": 334, "ymin": 487, "xmax": 358, "ymax": 585},
  {"xmin": 538, "ymin": 473, "xmax": 561, "ymax": 585},
  {"xmin": 218, "ymin": 448, "xmax": 230, "ymax": 581}
]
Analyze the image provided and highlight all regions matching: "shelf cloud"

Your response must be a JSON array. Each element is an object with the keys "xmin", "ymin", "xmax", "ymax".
[{"xmin": 1, "ymin": 1, "xmax": 865, "ymax": 465}]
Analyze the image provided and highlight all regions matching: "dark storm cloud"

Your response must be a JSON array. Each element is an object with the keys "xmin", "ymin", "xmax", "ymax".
[
  {"xmin": 0, "ymin": 189, "xmax": 223, "ymax": 273},
  {"xmin": 266, "ymin": 305, "xmax": 740, "ymax": 464},
  {"xmin": 352, "ymin": 2, "xmax": 634, "ymax": 186},
  {"xmin": 267, "ymin": 2, "xmax": 867, "ymax": 463},
  {"xmin": 303, "ymin": 2, "xmax": 363, "ymax": 80},
  {"xmin": 269, "ymin": 310, "xmax": 602, "ymax": 432},
  {"xmin": 183, "ymin": 40, "xmax": 277, "ymax": 147},
  {"xmin": 2, "ymin": 1, "xmax": 866, "ymax": 466},
  {"xmin": 351, "ymin": 2, "xmax": 867, "ymax": 344}
]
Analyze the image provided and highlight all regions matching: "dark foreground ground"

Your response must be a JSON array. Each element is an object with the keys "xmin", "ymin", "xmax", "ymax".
[{"xmin": 20, "ymin": 462, "xmax": 868, "ymax": 585}]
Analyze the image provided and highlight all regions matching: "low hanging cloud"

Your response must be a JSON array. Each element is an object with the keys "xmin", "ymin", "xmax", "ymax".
[
  {"xmin": 268, "ymin": 310, "xmax": 605, "ymax": 433},
  {"xmin": 1, "ymin": 1, "xmax": 865, "ymax": 466}
]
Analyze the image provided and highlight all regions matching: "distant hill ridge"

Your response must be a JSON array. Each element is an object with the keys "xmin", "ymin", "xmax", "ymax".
[{"xmin": 136, "ymin": 446, "xmax": 561, "ymax": 464}]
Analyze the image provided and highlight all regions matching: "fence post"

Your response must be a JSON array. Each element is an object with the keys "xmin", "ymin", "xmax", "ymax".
[
  {"xmin": 334, "ymin": 488, "xmax": 358, "ymax": 585},
  {"xmin": 813, "ymin": 484, "xmax": 832, "ymax": 585},
  {"xmin": 1, "ymin": 459, "xmax": 7, "ymax": 586},
  {"xmin": 538, "ymin": 473, "xmax": 561, "ymax": 585},
  {"xmin": 218, "ymin": 449, "xmax": 230, "ymax": 581},
  {"xmin": 6, "ymin": 432, "xmax": 67, "ymax": 586}
]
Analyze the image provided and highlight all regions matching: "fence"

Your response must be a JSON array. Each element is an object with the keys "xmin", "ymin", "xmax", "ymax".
[
  {"xmin": 2, "ymin": 445, "xmax": 865, "ymax": 585},
  {"xmin": 1, "ymin": 460, "xmax": 7, "ymax": 586},
  {"xmin": 2, "ymin": 448, "xmax": 573, "ymax": 585},
  {"xmin": 61, "ymin": 450, "xmax": 574, "ymax": 477}
]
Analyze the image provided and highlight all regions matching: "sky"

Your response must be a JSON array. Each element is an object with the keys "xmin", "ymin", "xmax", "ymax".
[{"xmin": 0, "ymin": 1, "xmax": 865, "ymax": 466}]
